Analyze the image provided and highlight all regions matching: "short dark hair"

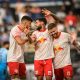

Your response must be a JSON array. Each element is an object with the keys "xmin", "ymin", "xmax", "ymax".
[
  {"xmin": 48, "ymin": 23, "xmax": 57, "ymax": 30},
  {"xmin": 2, "ymin": 41, "xmax": 9, "ymax": 46},
  {"xmin": 36, "ymin": 18, "xmax": 47, "ymax": 25},
  {"xmin": 21, "ymin": 16, "xmax": 33, "ymax": 22}
]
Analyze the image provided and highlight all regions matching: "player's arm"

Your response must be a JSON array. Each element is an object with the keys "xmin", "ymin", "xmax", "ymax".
[
  {"xmin": 14, "ymin": 36, "xmax": 28, "ymax": 45},
  {"xmin": 42, "ymin": 9, "xmax": 64, "ymax": 23},
  {"xmin": 26, "ymin": 33, "xmax": 34, "ymax": 44},
  {"xmin": 72, "ymin": 40, "xmax": 80, "ymax": 51},
  {"xmin": 31, "ymin": 32, "xmax": 40, "ymax": 50},
  {"xmin": 31, "ymin": 34, "xmax": 36, "ymax": 43},
  {"xmin": 69, "ymin": 33, "xmax": 80, "ymax": 51},
  {"xmin": 69, "ymin": 33, "xmax": 77, "ymax": 44},
  {"xmin": 30, "ymin": 32, "xmax": 40, "ymax": 50},
  {"xmin": 11, "ymin": 28, "xmax": 29, "ymax": 45},
  {"xmin": 49, "ymin": 12, "xmax": 64, "ymax": 23}
]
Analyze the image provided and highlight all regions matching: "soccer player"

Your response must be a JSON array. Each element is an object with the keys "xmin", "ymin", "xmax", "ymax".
[
  {"xmin": 31, "ymin": 18, "xmax": 54, "ymax": 80},
  {"xmin": 0, "ymin": 41, "xmax": 9, "ymax": 80},
  {"xmin": 7, "ymin": 16, "xmax": 32, "ymax": 80},
  {"xmin": 48, "ymin": 23, "xmax": 77, "ymax": 80}
]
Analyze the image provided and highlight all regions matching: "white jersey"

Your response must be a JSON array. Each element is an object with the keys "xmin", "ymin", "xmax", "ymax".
[
  {"xmin": 32, "ymin": 30, "xmax": 54, "ymax": 60},
  {"xmin": 7, "ymin": 25, "xmax": 27, "ymax": 63},
  {"xmin": 53, "ymin": 32, "xmax": 72, "ymax": 69}
]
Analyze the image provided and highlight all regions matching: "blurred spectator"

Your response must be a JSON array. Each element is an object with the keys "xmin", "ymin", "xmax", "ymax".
[
  {"xmin": 17, "ymin": 5, "xmax": 30, "ymax": 22},
  {"xmin": 15, "ymin": 1, "xmax": 24, "ymax": 14},
  {"xmin": 4, "ymin": 11, "xmax": 15, "ymax": 25},
  {"xmin": 30, "ymin": 6, "xmax": 43, "ymax": 20},
  {"xmin": 65, "ymin": 10, "xmax": 77, "ymax": 40},
  {"xmin": 1, "ymin": 31, "xmax": 9, "ymax": 43},
  {"xmin": 0, "ymin": 32, "xmax": 3, "ymax": 47},
  {"xmin": 65, "ymin": 10, "xmax": 77, "ymax": 30},
  {"xmin": 15, "ymin": 1, "xmax": 25, "ymax": 22},
  {"xmin": 76, "ymin": 15, "xmax": 80, "ymax": 37},
  {"xmin": 0, "ymin": 7, "xmax": 6, "ymax": 26},
  {"xmin": 0, "ymin": 41, "xmax": 9, "ymax": 80},
  {"xmin": 2, "ymin": 1, "xmax": 16, "ymax": 24},
  {"xmin": 56, "ymin": 5, "xmax": 66, "ymax": 19},
  {"xmin": 57, "ymin": 22, "xmax": 65, "ymax": 32}
]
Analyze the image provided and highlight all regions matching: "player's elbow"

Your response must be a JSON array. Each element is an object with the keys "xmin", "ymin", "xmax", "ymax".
[
  {"xmin": 17, "ymin": 41, "xmax": 25, "ymax": 45},
  {"xmin": 17, "ymin": 42, "xmax": 23, "ymax": 45}
]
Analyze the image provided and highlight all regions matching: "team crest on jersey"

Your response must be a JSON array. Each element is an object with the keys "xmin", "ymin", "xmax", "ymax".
[
  {"xmin": 37, "ymin": 37, "xmax": 47, "ymax": 43},
  {"xmin": 54, "ymin": 45, "xmax": 64, "ymax": 53}
]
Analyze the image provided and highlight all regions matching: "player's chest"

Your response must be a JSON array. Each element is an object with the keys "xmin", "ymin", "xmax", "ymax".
[
  {"xmin": 53, "ymin": 37, "xmax": 69, "ymax": 53},
  {"xmin": 36, "ymin": 33, "xmax": 49, "ymax": 43},
  {"xmin": 53, "ymin": 35, "xmax": 69, "ymax": 45}
]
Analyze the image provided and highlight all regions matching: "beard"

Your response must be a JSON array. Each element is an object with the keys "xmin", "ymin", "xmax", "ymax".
[
  {"xmin": 36, "ymin": 26, "xmax": 42, "ymax": 31},
  {"xmin": 52, "ymin": 33, "xmax": 58, "ymax": 39}
]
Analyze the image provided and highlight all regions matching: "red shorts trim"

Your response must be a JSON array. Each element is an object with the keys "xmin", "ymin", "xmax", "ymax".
[
  {"xmin": 54, "ymin": 65, "xmax": 73, "ymax": 80},
  {"xmin": 8, "ymin": 62, "xmax": 26, "ymax": 77},
  {"xmin": 34, "ymin": 58, "xmax": 53, "ymax": 76}
]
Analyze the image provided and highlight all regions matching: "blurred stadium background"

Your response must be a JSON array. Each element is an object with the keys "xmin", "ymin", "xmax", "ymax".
[{"xmin": 0, "ymin": 0, "xmax": 80, "ymax": 80}]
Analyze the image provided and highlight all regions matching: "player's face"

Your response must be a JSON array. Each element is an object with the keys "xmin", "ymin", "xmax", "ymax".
[
  {"xmin": 5, "ymin": 44, "xmax": 9, "ymax": 50},
  {"xmin": 35, "ymin": 20, "xmax": 41, "ymax": 27},
  {"xmin": 22, "ymin": 20, "xmax": 32, "ymax": 34},
  {"xmin": 23, "ymin": 20, "xmax": 31, "ymax": 31},
  {"xmin": 48, "ymin": 27, "xmax": 58, "ymax": 38}
]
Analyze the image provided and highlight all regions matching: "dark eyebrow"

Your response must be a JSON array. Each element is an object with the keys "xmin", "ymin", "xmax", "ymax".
[{"xmin": 51, "ymin": 31, "xmax": 55, "ymax": 32}]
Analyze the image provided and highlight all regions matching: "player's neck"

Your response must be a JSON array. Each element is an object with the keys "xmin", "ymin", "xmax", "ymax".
[
  {"xmin": 39, "ymin": 25, "xmax": 46, "ymax": 32},
  {"xmin": 58, "ymin": 32, "xmax": 61, "ymax": 38},
  {"xmin": 40, "ymin": 28, "xmax": 46, "ymax": 32},
  {"xmin": 40, "ymin": 27, "xmax": 46, "ymax": 32}
]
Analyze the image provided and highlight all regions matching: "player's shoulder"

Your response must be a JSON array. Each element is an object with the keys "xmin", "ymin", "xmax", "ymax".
[
  {"xmin": 11, "ymin": 25, "xmax": 18, "ymax": 31},
  {"xmin": 32, "ymin": 30, "xmax": 39, "ymax": 34},
  {"xmin": 61, "ymin": 32, "xmax": 70, "ymax": 36},
  {"xmin": 61, "ymin": 32, "xmax": 70, "ymax": 38},
  {"xmin": 11, "ymin": 25, "xmax": 20, "ymax": 33}
]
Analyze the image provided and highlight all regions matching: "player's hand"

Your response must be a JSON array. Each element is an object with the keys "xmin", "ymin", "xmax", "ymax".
[
  {"xmin": 70, "ymin": 32, "xmax": 77, "ymax": 42},
  {"xmin": 24, "ymin": 27, "xmax": 30, "ymax": 35},
  {"xmin": 42, "ymin": 9, "xmax": 52, "ymax": 16},
  {"xmin": 42, "ymin": 8, "xmax": 57, "ymax": 23},
  {"xmin": 30, "ymin": 35, "xmax": 36, "ymax": 43}
]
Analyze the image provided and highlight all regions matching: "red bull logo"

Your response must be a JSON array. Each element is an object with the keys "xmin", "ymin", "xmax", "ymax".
[
  {"xmin": 37, "ymin": 37, "xmax": 47, "ymax": 43},
  {"xmin": 54, "ymin": 45, "xmax": 64, "ymax": 53}
]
